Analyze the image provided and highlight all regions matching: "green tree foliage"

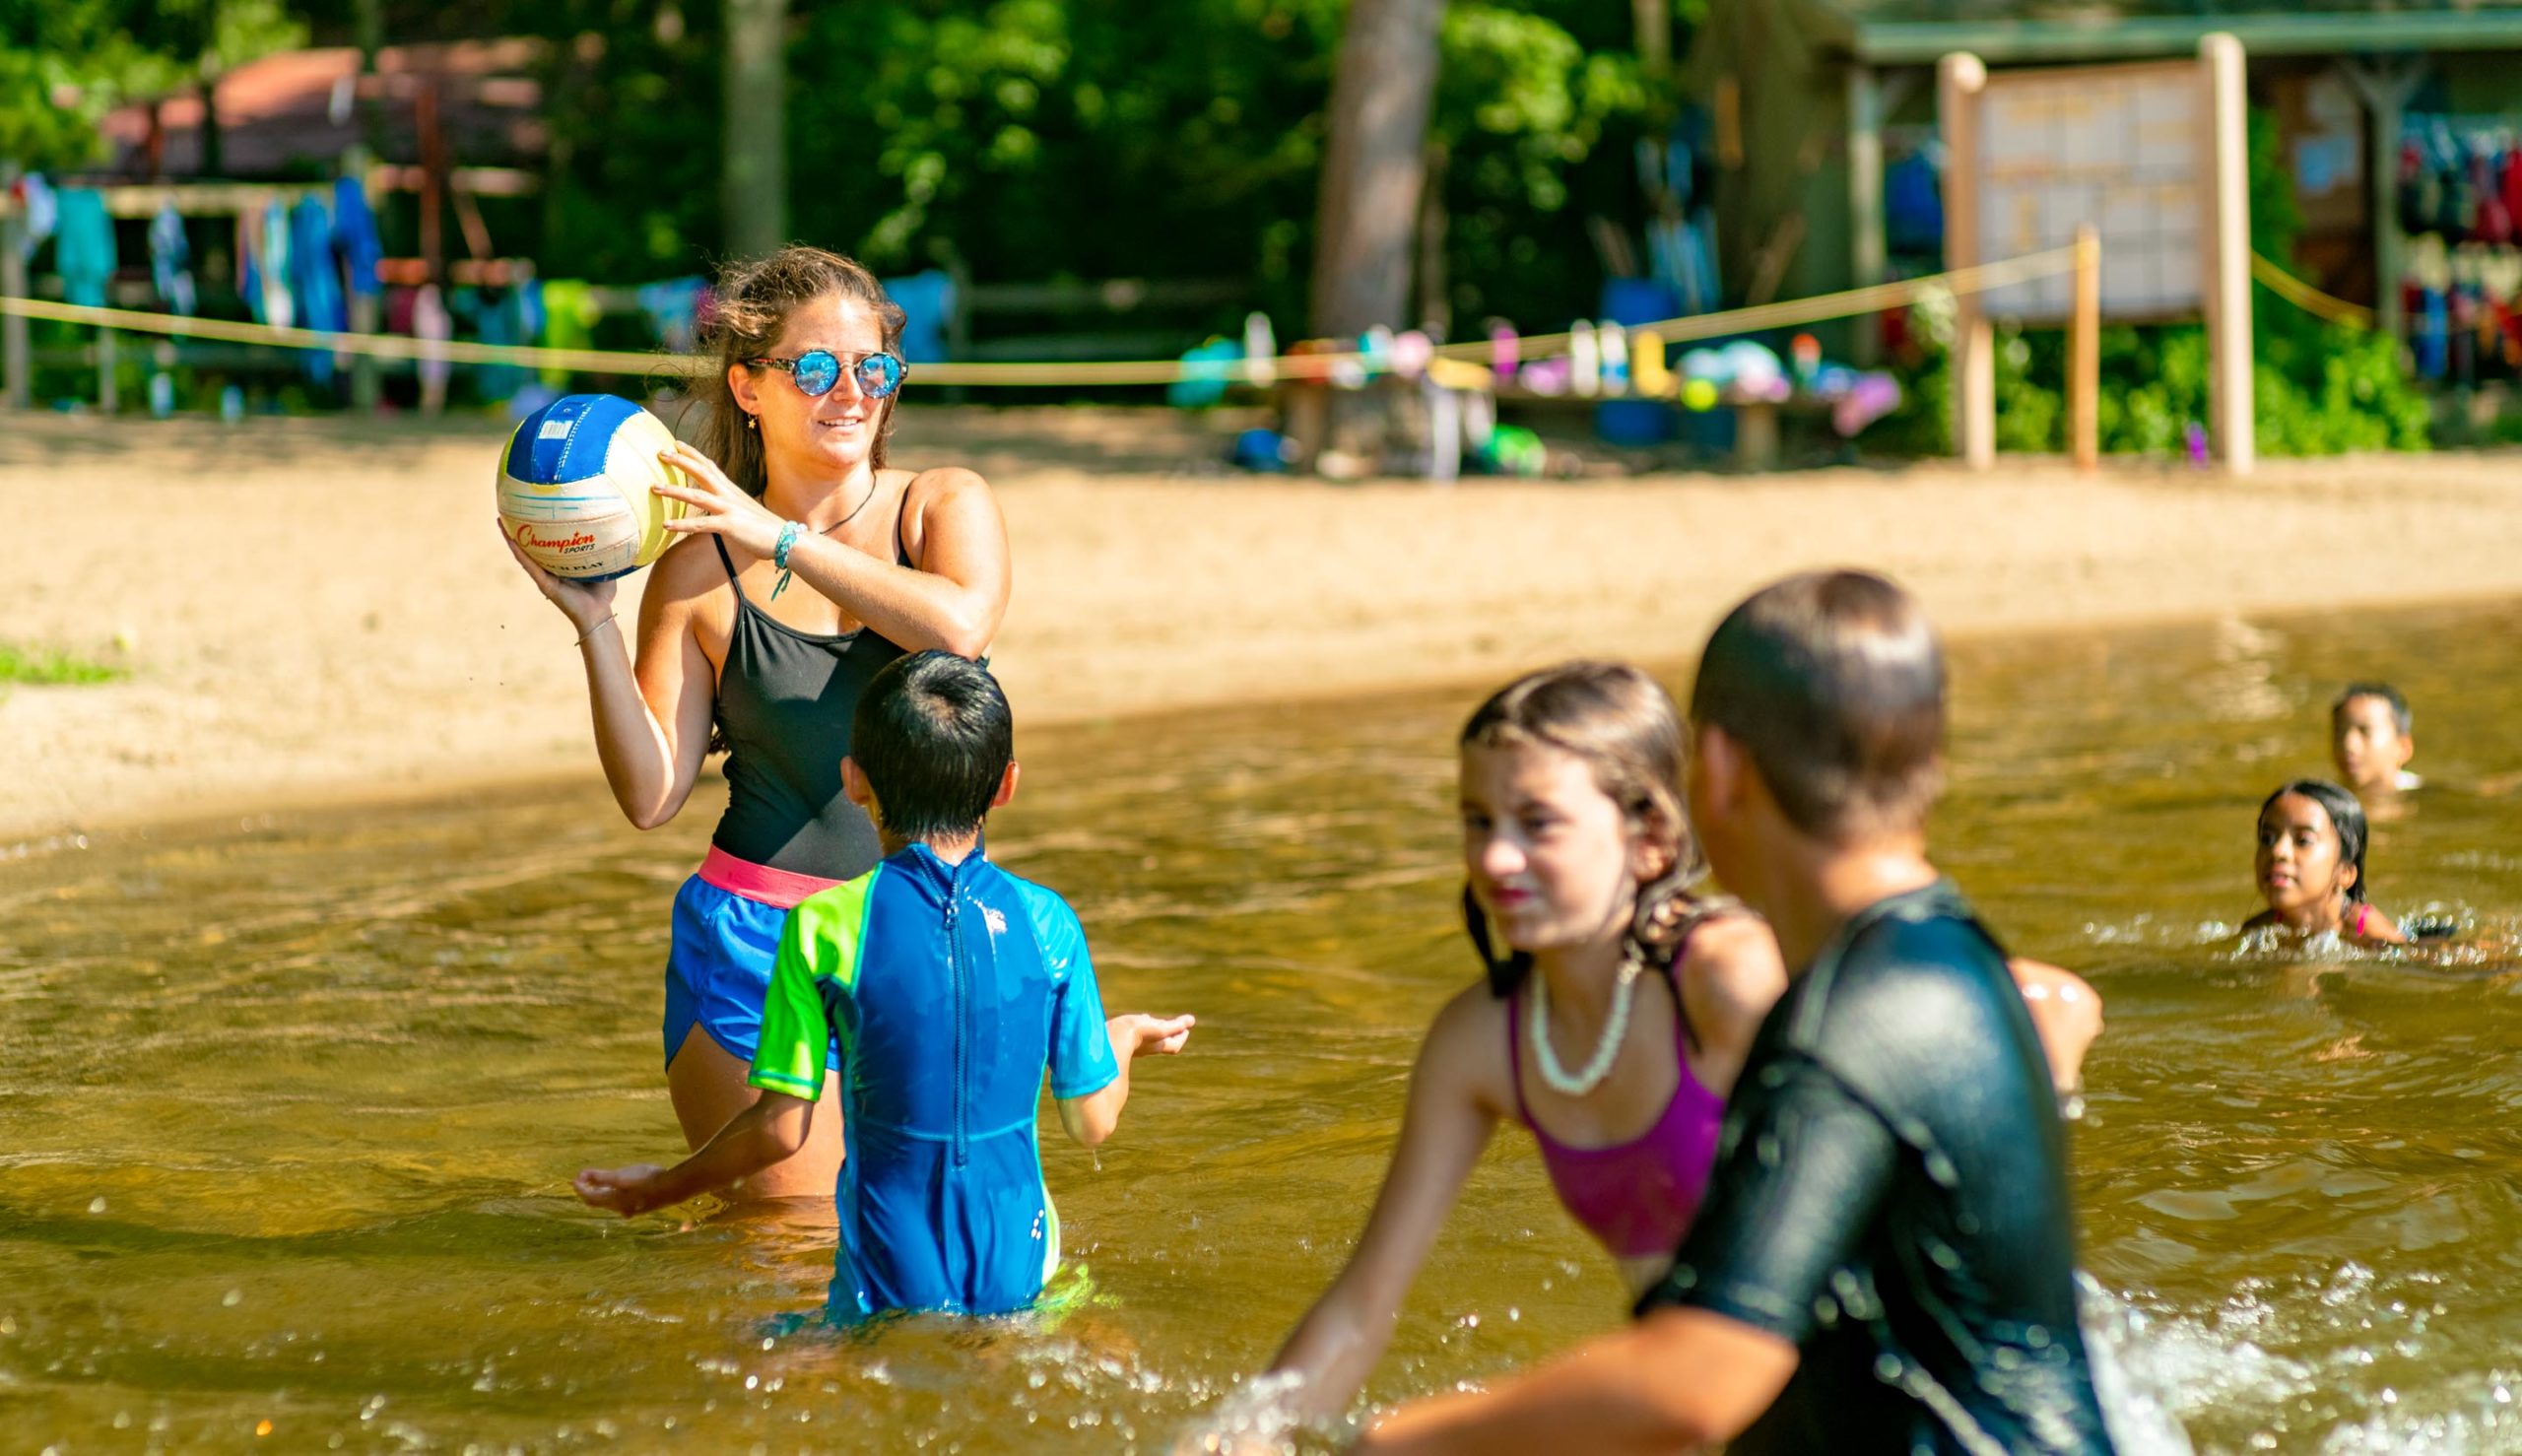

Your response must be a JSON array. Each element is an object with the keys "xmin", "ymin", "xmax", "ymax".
[
  {"xmin": 16, "ymin": 1, "xmax": 1663, "ymax": 336},
  {"xmin": 0, "ymin": 0, "xmax": 303, "ymax": 170},
  {"xmin": 502, "ymin": 0, "xmax": 1654, "ymax": 332}
]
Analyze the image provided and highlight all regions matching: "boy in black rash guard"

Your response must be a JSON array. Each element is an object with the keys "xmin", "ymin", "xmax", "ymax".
[{"xmin": 1358, "ymin": 570, "xmax": 2113, "ymax": 1456}]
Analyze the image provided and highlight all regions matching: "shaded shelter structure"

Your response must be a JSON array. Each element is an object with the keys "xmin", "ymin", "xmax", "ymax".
[{"xmin": 1685, "ymin": 0, "xmax": 2522, "ymax": 352}]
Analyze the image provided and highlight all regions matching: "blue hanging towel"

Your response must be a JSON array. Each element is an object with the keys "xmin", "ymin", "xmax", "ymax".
[
  {"xmin": 243, "ymin": 201, "xmax": 293, "ymax": 327},
  {"xmin": 14, "ymin": 172, "xmax": 56, "ymax": 261},
  {"xmin": 634, "ymin": 276, "xmax": 707, "ymax": 352},
  {"xmin": 148, "ymin": 203, "xmax": 195, "ymax": 316},
  {"xmin": 882, "ymin": 269, "xmax": 957, "ymax": 363},
  {"xmin": 55, "ymin": 189, "xmax": 116, "ymax": 307},
  {"xmin": 331, "ymin": 176, "xmax": 382, "ymax": 298},
  {"xmin": 290, "ymin": 194, "xmax": 347, "ymax": 383}
]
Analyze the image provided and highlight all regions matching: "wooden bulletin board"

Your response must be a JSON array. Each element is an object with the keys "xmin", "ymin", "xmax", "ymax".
[{"xmin": 1971, "ymin": 59, "xmax": 2209, "ymax": 323}]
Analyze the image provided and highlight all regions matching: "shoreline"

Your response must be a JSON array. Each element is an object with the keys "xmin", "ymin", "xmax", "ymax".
[{"xmin": 11, "ymin": 407, "xmax": 2522, "ymax": 842}]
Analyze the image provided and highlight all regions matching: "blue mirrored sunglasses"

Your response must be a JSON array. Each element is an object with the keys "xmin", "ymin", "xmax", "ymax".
[{"xmin": 748, "ymin": 349, "xmax": 907, "ymax": 400}]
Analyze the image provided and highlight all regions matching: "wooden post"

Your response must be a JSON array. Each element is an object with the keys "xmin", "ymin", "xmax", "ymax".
[
  {"xmin": 345, "ymin": 149, "xmax": 380, "ymax": 413},
  {"xmin": 97, "ymin": 327, "xmax": 118, "ymax": 415},
  {"xmin": 2341, "ymin": 58, "xmax": 2423, "ymax": 344},
  {"xmin": 2201, "ymin": 33, "xmax": 2254, "ymax": 475},
  {"xmin": 417, "ymin": 77, "xmax": 446, "ymax": 288},
  {"xmin": 0, "ymin": 163, "xmax": 26, "ymax": 412},
  {"xmin": 1938, "ymin": 51, "xmax": 1993, "ymax": 471},
  {"xmin": 2070, "ymin": 224, "xmax": 2099, "ymax": 472},
  {"xmin": 1848, "ymin": 63, "xmax": 1888, "ymax": 366}
]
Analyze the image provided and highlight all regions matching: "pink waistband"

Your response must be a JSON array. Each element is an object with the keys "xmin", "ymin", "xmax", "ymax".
[{"xmin": 697, "ymin": 845, "xmax": 846, "ymax": 909}]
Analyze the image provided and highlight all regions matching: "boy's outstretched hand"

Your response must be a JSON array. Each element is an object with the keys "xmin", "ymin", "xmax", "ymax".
[
  {"xmin": 575, "ymin": 1164, "xmax": 672, "ymax": 1218},
  {"xmin": 1115, "ymin": 1012, "xmax": 1197, "ymax": 1057}
]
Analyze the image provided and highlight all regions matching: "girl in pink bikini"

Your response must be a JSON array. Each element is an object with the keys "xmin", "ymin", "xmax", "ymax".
[{"xmin": 1263, "ymin": 661, "xmax": 2101, "ymax": 1423}]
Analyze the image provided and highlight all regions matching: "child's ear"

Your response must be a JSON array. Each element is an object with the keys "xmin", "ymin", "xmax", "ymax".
[
  {"xmin": 840, "ymin": 756, "xmax": 874, "ymax": 810},
  {"xmin": 1693, "ymin": 724, "xmax": 1745, "ymax": 825},
  {"xmin": 990, "ymin": 761, "xmax": 1022, "ymax": 809}
]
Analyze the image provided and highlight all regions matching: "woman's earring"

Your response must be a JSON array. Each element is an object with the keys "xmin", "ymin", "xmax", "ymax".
[{"xmin": 745, "ymin": 413, "xmax": 759, "ymax": 430}]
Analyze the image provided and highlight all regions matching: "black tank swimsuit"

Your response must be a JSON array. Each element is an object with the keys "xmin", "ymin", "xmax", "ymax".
[{"xmin": 708, "ymin": 521, "xmax": 910, "ymax": 878}]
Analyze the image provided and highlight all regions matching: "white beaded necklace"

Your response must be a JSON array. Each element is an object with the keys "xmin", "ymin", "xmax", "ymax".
[{"xmin": 1526, "ymin": 951, "xmax": 1643, "ymax": 1097}]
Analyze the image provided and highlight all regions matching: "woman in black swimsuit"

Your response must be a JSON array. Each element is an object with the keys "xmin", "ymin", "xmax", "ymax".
[{"xmin": 503, "ymin": 247, "xmax": 1012, "ymax": 1199}]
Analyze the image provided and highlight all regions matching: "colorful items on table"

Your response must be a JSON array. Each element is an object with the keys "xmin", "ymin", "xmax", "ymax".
[{"xmin": 1166, "ymin": 337, "xmax": 1244, "ymax": 408}]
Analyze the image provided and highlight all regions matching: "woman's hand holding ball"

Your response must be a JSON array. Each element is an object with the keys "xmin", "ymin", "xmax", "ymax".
[
  {"xmin": 650, "ymin": 442, "xmax": 787, "ymax": 560},
  {"xmin": 499, "ymin": 524, "xmax": 619, "ymax": 631}
]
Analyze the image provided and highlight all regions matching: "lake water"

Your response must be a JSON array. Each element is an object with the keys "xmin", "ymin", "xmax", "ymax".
[{"xmin": 9, "ymin": 599, "xmax": 2522, "ymax": 1453}]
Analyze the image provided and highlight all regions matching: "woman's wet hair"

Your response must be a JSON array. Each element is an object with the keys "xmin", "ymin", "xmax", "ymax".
[
  {"xmin": 2262, "ymin": 778, "xmax": 2372, "ymax": 904},
  {"xmin": 851, "ymin": 651, "xmax": 1012, "ymax": 842},
  {"xmin": 688, "ymin": 245, "xmax": 908, "ymax": 496},
  {"xmin": 1689, "ymin": 569, "xmax": 1945, "ymax": 842},
  {"xmin": 1459, "ymin": 661, "xmax": 1715, "ymax": 1004}
]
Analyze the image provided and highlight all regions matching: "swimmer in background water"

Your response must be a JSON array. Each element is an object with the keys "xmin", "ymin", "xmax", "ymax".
[
  {"xmin": 1355, "ymin": 573, "xmax": 2115, "ymax": 1455},
  {"xmin": 2247, "ymin": 779, "xmax": 2407, "ymax": 947},
  {"xmin": 1259, "ymin": 660, "xmax": 2102, "ymax": 1429},
  {"xmin": 2331, "ymin": 682, "xmax": 2420, "ymax": 815}
]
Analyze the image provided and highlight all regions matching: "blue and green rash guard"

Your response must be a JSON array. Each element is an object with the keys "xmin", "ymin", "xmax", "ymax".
[{"xmin": 749, "ymin": 842, "xmax": 1120, "ymax": 1319}]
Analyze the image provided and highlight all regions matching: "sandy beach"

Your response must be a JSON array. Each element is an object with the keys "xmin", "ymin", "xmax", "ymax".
[{"xmin": 8, "ymin": 404, "xmax": 2522, "ymax": 841}]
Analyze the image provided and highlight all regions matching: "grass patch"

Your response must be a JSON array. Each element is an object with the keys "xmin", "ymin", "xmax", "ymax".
[{"xmin": 0, "ymin": 642, "xmax": 126, "ymax": 686}]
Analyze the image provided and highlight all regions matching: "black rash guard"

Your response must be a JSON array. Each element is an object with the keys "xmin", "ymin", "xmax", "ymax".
[{"xmin": 1637, "ymin": 881, "xmax": 2114, "ymax": 1455}]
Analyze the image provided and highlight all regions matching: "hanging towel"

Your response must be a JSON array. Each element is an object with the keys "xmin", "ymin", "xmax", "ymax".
[
  {"xmin": 331, "ymin": 177, "xmax": 382, "ymax": 299},
  {"xmin": 539, "ymin": 279, "xmax": 603, "ymax": 385},
  {"xmin": 148, "ymin": 203, "xmax": 195, "ymax": 316},
  {"xmin": 415, "ymin": 283, "xmax": 452, "ymax": 412},
  {"xmin": 242, "ymin": 200, "xmax": 294, "ymax": 327},
  {"xmin": 55, "ymin": 189, "xmax": 116, "ymax": 307},
  {"xmin": 289, "ymin": 193, "xmax": 347, "ymax": 384},
  {"xmin": 883, "ymin": 269, "xmax": 956, "ymax": 363},
  {"xmin": 14, "ymin": 172, "xmax": 56, "ymax": 260},
  {"xmin": 634, "ymin": 276, "xmax": 706, "ymax": 352}
]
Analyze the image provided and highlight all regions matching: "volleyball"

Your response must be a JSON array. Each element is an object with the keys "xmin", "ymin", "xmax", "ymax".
[{"xmin": 496, "ymin": 394, "xmax": 690, "ymax": 580}]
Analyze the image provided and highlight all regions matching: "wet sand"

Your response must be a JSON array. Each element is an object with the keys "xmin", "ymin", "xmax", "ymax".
[{"xmin": 9, "ymin": 405, "xmax": 2522, "ymax": 840}]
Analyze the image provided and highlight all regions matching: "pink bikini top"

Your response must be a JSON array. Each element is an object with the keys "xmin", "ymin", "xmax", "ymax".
[{"xmin": 1505, "ymin": 939, "xmax": 1729, "ymax": 1261}]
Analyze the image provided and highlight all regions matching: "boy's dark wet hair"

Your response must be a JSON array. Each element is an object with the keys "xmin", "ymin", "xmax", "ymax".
[
  {"xmin": 1690, "ymin": 569, "xmax": 1945, "ymax": 841},
  {"xmin": 2333, "ymin": 681, "xmax": 2412, "ymax": 736},
  {"xmin": 851, "ymin": 650, "xmax": 1013, "ymax": 841},
  {"xmin": 2262, "ymin": 779, "xmax": 2373, "ymax": 904}
]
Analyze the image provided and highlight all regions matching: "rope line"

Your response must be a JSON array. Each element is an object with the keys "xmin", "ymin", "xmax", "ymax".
[
  {"xmin": 2249, "ymin": 250, "xmax": 2378, "ymax": 331},
  {"xmin": 0, "ymin": 245, "xmax": 2084, "ymax": 387}
]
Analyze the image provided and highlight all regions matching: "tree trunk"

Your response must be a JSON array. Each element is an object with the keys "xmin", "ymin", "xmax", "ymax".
[
  {"xmin": 722, "ymin": 0, "xmax": 789, "ymax": 259},
  {"xmin": 1308, "ymin": 0, "xmax": 1443, "ymax": 340}
]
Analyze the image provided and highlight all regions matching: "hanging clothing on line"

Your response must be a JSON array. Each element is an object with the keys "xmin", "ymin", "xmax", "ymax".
[
  {"xmin": 148, "ymin": 204, "xmax": 195, "ymax": 316},
  {"xmin": 415, "ymin": 284, "xmax": 452, "ymax": 414},
  {"xmin": 240, "ymin": 200, "xmax": 294, "ymax": 328},
  {"xmin": 290, "ymin": 193, "xmax": 347, "ymax": 384},
  {"xmin": 12, "ymin": 172, "xmax": 56, "ymax": 261},
  {"xmin": 332, "ymin": 177, "xmax": 382, "ymax": 299},
  {"xmin": 539, "ymin": 280, "xmax": 603, "ymax": 386},
  {"xmin": 54, "ymin": 189, "xmax": 116, "ymax": 308},
  {"xmin": 635, "ymin": 276, "xmax": 708, "ymax": 352}
]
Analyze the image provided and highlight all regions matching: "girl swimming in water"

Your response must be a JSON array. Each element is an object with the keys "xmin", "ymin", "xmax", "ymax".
[
  {"xmin": 1261, "ymin": 661, "xmax": 2102, "ymax": 1423},
  {"xmin": 2247, "ymin": 779, "xmax": 2408, "ymax": 946}
]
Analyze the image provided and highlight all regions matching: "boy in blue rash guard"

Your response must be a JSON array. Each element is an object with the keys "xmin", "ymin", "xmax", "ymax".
[
  {"xmin": 575, "ymin": 650, "xmax": 1195, "ymax": 1318},
  {"xmin": 1360, "ymin": 572, "xmax": 2111, "ymax": 1456}
]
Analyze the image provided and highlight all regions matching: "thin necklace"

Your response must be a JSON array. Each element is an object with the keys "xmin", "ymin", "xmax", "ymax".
[
  {"xmin": 771, "ymin": 473, "xmax": 882, "ymax": 600},
  {"xmin": 1528, "ymin": 950, "xmax": 1643, "ymax": 1097}
]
